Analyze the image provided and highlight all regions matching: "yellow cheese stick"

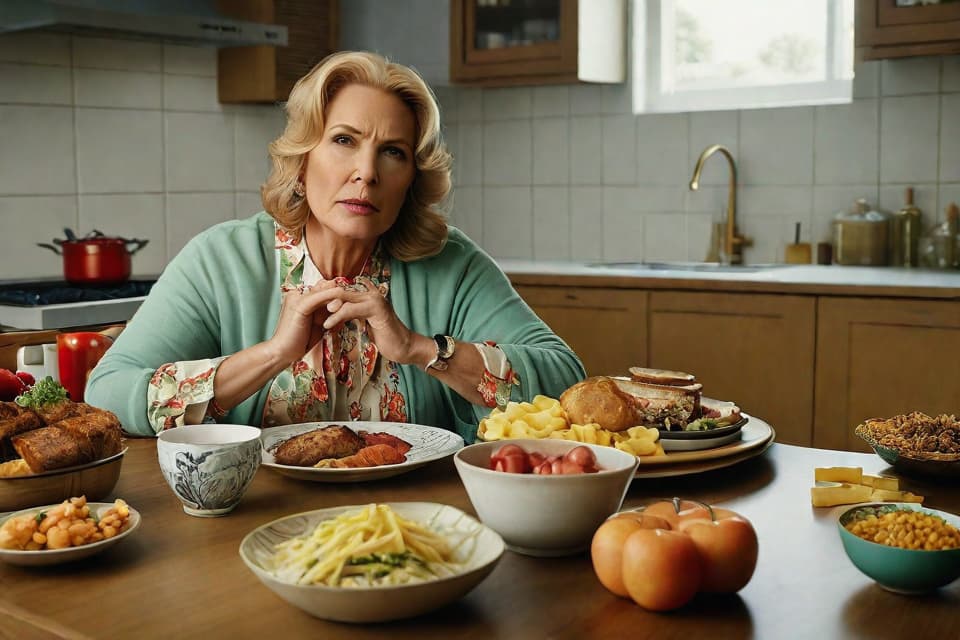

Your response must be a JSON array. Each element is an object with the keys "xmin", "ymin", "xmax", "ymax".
[
  {"xmin": 810, "ymin": 482, "xmax": 873, "ymax": 507},
  {"xmin": 814, "ymin": 467, "xmax": 863, "ymax": 484},
  {"xmin": 861, "ymin": 474, "xmax": 899, "ymax": 491},
  {"xmin": 870, "ymin": 488, "xmax": 924, "ymax": 503}
]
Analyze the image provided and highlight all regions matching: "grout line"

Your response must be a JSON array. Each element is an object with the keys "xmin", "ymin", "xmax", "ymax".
[{"xmin": 68, "ymin": 36, "xmax": 80, "ymax": 232}]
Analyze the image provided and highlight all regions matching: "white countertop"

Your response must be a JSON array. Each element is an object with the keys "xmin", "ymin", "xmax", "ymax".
[{"xmin": 498, "ymin": 260, "xmax": 960, "ymax": 292}]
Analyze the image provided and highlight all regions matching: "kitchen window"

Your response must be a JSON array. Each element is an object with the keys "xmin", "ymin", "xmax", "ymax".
[{"xmin": 633, "ymin": 0, "xmax": 855, "ymax": 113}]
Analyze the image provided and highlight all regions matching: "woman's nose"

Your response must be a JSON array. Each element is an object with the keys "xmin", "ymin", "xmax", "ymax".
[{"xmin": 352, "ymin": 148, "xmax": 379, "ymax": 184}]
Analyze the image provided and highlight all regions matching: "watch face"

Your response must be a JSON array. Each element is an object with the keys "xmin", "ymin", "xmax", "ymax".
[{"xmin": 434, "ymin": 334, "xmax": 455, "ymax": 359}]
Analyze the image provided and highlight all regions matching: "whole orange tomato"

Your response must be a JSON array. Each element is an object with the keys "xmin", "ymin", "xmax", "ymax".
[
  {"xmin": 621, "ymin": 528, "xmax": 702, "ymax": 611},
  {"xmin": 591, "ymin": 513, "xmax": 672, "ymax": 597},
  {"xmin": 678, "ymin": 513, "xmax": 758, "ymax": 594}
]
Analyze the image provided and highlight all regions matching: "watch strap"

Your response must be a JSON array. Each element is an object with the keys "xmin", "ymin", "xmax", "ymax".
[{"xmin": 425, "ymin": 334, "xmax": 455, "ymax": 372}]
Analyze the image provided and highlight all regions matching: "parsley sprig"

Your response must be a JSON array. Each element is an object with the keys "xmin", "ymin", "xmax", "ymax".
[{"xmin": 14, "ymin": 376, "xmax": 69, "ymax": 408}]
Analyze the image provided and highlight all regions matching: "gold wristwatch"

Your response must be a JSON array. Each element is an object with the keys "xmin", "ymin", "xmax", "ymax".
[{"xmin": 425, "ymin": 334, "xmax": 455, "ymax": 372}]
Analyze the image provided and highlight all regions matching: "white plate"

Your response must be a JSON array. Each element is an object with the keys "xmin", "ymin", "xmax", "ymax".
[
  {"xmin": 239, "ymin": 502, "xmax": 505, "ymax": 623},
  {"xmin": 638, "ymin": 413, "xmax": 773, "ymax": 467},
  {"xmin": 635, "ymin": 435, "xmax": 776, "ymax": 479},
  {"xmin": 660, "ymin": 429, "xmax": 743, "ymax": 451},
  {"xmin": 260, "ymin": 421, "xmax": 464, "ymax": 483},
  {"xmin": 0, "ymin": 502, "xmax": 140, "ymax": 567}
]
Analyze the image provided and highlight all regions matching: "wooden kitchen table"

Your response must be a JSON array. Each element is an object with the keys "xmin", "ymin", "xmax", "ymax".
[{"xmin": 1, "ymin": 438, "xmax": 958, "ymax": 640}]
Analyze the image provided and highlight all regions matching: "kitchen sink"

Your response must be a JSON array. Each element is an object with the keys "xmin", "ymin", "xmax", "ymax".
[{"xmin": 589, "ymin": 261, "xmax": 791, "ymax": 273}]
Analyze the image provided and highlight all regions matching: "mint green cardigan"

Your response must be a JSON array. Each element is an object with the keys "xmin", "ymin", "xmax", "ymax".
[{"xmin": 85, "ymin": 213, "xmax": 585, "ymax": 442}]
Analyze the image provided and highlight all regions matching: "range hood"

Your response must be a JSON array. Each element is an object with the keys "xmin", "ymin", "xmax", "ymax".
[{"xmin": 0, "ymin": 0, "xmax": 288, "ymax": 47}]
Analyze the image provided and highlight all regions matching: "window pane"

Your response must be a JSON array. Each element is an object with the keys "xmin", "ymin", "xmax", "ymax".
[{"xmin": 663, "ymin": 0, "xmax": 853, "ymax": 93}]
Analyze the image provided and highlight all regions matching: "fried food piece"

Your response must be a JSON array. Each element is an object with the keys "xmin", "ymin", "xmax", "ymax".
[
  {"xmin": 0, "ymin": 401, "xmax": 42, "ymax": 440},
  {"xmin": 314, "ymin": 443, "xmax": 406, "ymax": 469},
  {"xmin": 272, "ymin": 425, "xmax": 362, "ymax": 467},
  {"xmin": 360, "ymin": 431, "xmax": 412, "ymax": 455},
  {"xmin": 856, "ymin": 412, "xmax": 960, "ymax": 460},
  {"xmin": 10, "ymin": 408, "xmax": 123, "ymax": 473},
  {"xmin": 34, "ymin": 399, "xmax": 86, "ymax": 425}
]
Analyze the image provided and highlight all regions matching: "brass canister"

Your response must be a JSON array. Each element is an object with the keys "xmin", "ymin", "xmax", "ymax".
[{"xmin": 832, "ymin": 199, "xmax": 889, "ymax": 266}]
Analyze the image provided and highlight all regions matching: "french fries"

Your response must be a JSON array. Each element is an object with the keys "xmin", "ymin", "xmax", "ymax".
[{"xmin": 478, "ymin": 397, "xmax": 665, "ymax": 458}]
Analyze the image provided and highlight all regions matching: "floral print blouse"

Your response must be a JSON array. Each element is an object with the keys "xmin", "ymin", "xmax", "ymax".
[{"xmin": 145, "ymin": 224, "xmax": 518, "ymax": 431}]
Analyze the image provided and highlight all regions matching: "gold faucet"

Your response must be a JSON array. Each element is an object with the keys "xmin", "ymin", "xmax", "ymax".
[{"xmin": 689, "ymin": 144, "xmax": 752, "ymax": 265}]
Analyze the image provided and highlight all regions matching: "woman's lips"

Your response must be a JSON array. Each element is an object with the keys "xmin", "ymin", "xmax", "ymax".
[{"xmin": 338, "ymin": 200, "xmax": 379, "ymax": 215}]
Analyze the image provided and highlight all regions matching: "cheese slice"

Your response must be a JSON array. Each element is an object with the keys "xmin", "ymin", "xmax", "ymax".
[
  {"xmin": 861, "ymin": 474, "xmax": 899, "ymax": 491},
  {"xmin": 814, "ymin": 467, "xmax": 863, "ymax": 484},
  {"xmin": 810, "ymin": 482, "xmax": 873, "ymax": 507},
  {"xmin": 870, "ymin": 488, "xmax": 924, "ymax": 503}
]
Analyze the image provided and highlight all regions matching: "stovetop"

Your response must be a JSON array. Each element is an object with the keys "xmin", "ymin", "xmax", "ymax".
[{"xmin": 0, "ymin": 280, "xmax": 155, "ymax": 307}]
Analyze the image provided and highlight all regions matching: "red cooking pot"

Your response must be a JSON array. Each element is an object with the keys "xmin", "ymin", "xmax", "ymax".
[{"xmin": 38, "ymin": 230, "xmax": 149, "ymax": 285}]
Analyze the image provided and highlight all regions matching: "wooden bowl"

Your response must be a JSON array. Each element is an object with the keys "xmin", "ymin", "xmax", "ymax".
[{"xmin": 0, "ymin": 448, "xmax": 126, "ymax": 513}]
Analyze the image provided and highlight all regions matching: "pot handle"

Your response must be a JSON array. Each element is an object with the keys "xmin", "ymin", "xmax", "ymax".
[
  {"xmin": 37, "ymin": 242, "xmax": 62, "ymax": 255},
  {"xmin": 125, "ymin": 238, "xmax": 149, "ymax": 255}
]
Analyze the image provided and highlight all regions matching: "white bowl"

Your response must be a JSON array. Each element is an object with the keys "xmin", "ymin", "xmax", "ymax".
[
  {"xmin": 157, "ymin": 424, "xmax": 261, "ymax": 517},
  {"xmin": 239, "ymin": 502, "xmax": 505, "ymax": 623},
  {"xmin": 454, "ymin": 439, "xmax": 639, "ymax": 557}
]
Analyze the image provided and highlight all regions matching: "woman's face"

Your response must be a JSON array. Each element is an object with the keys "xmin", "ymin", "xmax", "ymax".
[{"xmin": 302, "ymin": 83, "xmax": 417, "ymax": 245}]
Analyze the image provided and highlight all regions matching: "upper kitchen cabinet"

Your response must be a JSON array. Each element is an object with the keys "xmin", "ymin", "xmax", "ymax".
[
  {"xmin": 856, "ymin": 0, "xmax": 960, "ymax": 60},
  {"xmin": 450, "ymin": 0, "xmax": 625, "ymax": 86},
  {"xmin": 217, "ymin": 0, "xmax": 339, "ymax": 103}
]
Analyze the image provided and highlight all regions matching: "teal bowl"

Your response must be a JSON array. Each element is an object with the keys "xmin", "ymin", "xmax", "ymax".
[{"xmin": 837, "ymin": 503, "xmax": 960, "ymax": 594}]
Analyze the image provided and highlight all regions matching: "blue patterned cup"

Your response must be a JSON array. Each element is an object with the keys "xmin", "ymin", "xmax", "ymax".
[{"xmin": 157, "ymin": 424, "xmax": 262, "ymax": 517}]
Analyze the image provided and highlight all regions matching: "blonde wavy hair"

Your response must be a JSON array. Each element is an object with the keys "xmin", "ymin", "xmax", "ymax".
[{"xmin": 262, "ymin": 51, "xmax": 451, "ymax": 261}]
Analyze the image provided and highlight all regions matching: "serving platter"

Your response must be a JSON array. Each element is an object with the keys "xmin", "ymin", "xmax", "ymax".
[
  {"xmin": 635, "ymin": 428, "xmax": 776, "ymax": 479},
  {"xmin": 0, "ymin": 502, "xmax": 141, "ymax": 566},
  {"xmin": 260, "ymin": 421, "xmax": 464, "ymax": 483}
]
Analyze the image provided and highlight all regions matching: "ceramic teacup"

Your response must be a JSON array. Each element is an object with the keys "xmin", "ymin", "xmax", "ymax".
[{"xmin": 157, "ymin": 424, "xmax": 262, "ymax": 517}]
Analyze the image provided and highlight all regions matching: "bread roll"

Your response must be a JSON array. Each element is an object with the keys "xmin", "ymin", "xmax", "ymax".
[{"xmin": 560, "ymin": 377, "xmax": 640, "ymax": 432}]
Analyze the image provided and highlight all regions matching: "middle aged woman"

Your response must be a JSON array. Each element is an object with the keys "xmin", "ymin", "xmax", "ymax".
[{"xmin": 85, "ymin": 51, "xmax": 585, "ymax": 443}]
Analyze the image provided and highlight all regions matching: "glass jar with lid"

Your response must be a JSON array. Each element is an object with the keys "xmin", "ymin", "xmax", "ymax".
[{"xmin": 832, "ymin": 198, "xmax": 890, "ymax": 266}]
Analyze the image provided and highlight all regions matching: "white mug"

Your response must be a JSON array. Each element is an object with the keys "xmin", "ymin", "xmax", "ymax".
[{"xmin": 15, "ymin": 343, "xmax": 59, "ymax": 382}]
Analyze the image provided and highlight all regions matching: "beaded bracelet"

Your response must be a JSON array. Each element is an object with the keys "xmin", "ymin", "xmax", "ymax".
[{"xmin": 208, "ymin": 397, "xmax": 228, "ymax": 420}]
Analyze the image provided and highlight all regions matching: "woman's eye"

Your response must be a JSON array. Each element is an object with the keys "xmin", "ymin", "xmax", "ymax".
[
  {"xmin": 384, "ymin": 146, "xmax": 406, "ymax": 160},
  {"xmin": 333, "ymin": 135, "xmax": 352, "ymax": 145}
]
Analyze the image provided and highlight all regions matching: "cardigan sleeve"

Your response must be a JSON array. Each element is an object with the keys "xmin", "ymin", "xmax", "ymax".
[{"xmin": 84, "ymin": 234, "xmax": 224, "ymax": 435}]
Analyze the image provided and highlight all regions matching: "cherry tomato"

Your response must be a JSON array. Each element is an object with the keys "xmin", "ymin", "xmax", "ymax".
[{"xmin": 563, "ymin": 445, "xmax": 597, "ymax": 470}]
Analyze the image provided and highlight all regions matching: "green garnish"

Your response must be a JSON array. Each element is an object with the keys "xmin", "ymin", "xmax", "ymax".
[
  {"xmin": 14, "ymin": 376, "xmax": 68, "ymax": 408},
  {"xmin": 35, "ymin": 511, "xmax": 47, "ymax": 523}
]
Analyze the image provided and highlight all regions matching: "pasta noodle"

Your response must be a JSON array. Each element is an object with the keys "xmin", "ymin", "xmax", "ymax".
[{"xmin": 270, "ymin": 504, "xmax": 467, "ymax": 587}]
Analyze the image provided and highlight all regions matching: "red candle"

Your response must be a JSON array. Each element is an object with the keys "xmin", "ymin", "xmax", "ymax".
[{"xmin": 57, "ymin": 332, "xmax": 112, "ymax": 403}]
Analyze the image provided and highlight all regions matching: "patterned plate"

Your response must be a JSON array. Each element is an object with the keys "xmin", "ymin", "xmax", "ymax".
[{"xmin": 260, "ymin": 421, "xmax": 464, "ymax": 483}]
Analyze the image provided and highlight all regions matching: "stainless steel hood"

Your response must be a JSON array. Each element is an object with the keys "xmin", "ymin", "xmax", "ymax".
[{"xmin": 0, "ymin": 0, "xmax": 288, "ymax": 47}]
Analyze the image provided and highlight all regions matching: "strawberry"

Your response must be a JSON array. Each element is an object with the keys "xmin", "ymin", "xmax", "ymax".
[
  {"xmin": 0, "ymin": 368, "xmax": 27, "ymax": 402},
  {"xmin": 15, "ymin": 371, "xmax": 35, "ymax": 387}
]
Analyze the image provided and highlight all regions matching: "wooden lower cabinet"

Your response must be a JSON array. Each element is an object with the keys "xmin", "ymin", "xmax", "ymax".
[
  {"xmin": 647, "ymin": 291, "xmax": 817, "ymax": 447},
  {"xmin": 513, "ymin": 285, "xmax": 647, "ymax": 377},
  {"xmin": 814, "ymin": 297, "xmax": 960, "ymax": 452}
]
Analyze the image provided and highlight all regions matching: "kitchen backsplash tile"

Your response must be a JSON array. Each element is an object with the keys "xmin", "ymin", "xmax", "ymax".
[
  {"xmin": 739, "ymin": 107, "xmax": 814, "ymax": 186},
  {"xmin": 0, "ymin": 196, "xmax": 77, "ymax": 279},
  {"xmin": 1, "ymin": 31, "xmax": 958, "ymax": 279},
  {"xmin": 482, "ymin": 186, "xmax": 532, "ymax": 258},
  {"xmin": 939, "ymin": 94, "xmax": 960, "ymax": 183},
  {"xmin": 532, "ymin": 186, "xmax": 571, "ymax": 261},
  {"xmin": 532, "ymin": 118, "xmax": 570, "ymax": 185},
  {"xmin": 879, "ymin": 95, "xmax": 940, "ymax": 184},
  {"xmin": 162, "ymin": 44, "xmax": 217, "ymax": 77},
  {"xmin": 602, "ymin": 115, "xmax": 636, "ymax": 185},
  {"xmin": 163, "ymin": 73, "xmax": 220, "ymax": 112},
  {"xmin": 73, "ymin": 68, "xmax": 162, "ymax": 109},
  {"xmin": 78, "ymin": 194, "xmax": 166, "ymax": 276},
  {"xmin": 73, "ymin": 37, "xmax": 162, "ymax": 72},
  {"xmin": 814, "ymin": 100, "xmax": 880, "ymax": 185},
  {"xmin": 76, "ymin": 108, "xmax": 163, "ymax": 194},
  {"xmin": 881, "ymin": 57, "xmax": 941, "ymax": 96},
  {"xmin": 483, "ymin": 120, "xmax": 531, "ymax": 185},
  {"xmin": 165, "ymin": 192, "xmax": 235, "ymax": 258},
  {"xmin": 936, "ymin": 183, "xmax": 960, "ymax": 223},
  {"xmin": 165, "ymin": 112, "xmax": 234, "ymax": 192},
  {"xmin": 0, "ymin": 106, "xmax": 76, "ymax": 195},
  {"xmin": 0, "ymin": 63, "xmax": 71, "ymax": 105},
  {"xmin": 879, "ymin": 183, "xmax": 938, "ymax": 225}
]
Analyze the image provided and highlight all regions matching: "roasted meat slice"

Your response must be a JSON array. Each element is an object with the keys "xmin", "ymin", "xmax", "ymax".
[
  {"xmin": 360, "ymin": 431, "xmax": 412, "ymax": 455},
  {"xmin": 34, "ymin": 399, "xmax": 89, "ymax": 425},
  {"xmin": 272, "ymin": 425, "xmax": 362, "ymax": 467},
  {"xmin": 314, "ymin": 443, "xmax": 406, "ymax": 469},
  {"xmin": 0, "ymin": 401, "xmax": 42, "ymax": 440}
]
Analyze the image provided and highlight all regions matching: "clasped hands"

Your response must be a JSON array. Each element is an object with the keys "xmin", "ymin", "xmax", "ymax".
[{"xmin": 269, "ymin": 278, "xmax": 426, "ymax": 367}]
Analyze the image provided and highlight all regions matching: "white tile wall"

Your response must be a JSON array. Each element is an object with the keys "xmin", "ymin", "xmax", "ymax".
[
  {"xmin": 2, "ymin": 30, "xmax": 959, "ymax": 277},
  {"xmin": 0, "ymin": 33, "xmax": 281, "ymax": 280}
]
